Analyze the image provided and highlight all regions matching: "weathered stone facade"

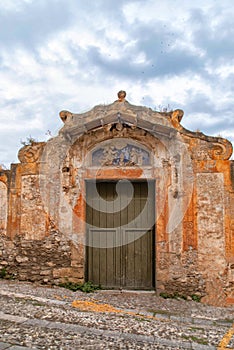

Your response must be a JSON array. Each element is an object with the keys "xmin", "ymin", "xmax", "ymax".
[{"xmin": 0, "ymin": 93, "xmax": 233, "ymax": 306}]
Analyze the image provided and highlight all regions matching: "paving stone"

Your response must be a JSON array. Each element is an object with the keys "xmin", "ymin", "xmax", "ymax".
[
  {"xmin": 8, "ymin": 347, "xmax": 33, "ymax": 350},
  {"xmin": 0, "ymin": 312, "xmax": 27, "ymax": 324},
  {"xmin": 191, "ymin": 344, "xmax": 216, "ymax": 350},
  {"xmin": 0, "ymin": 280, "xmax": 233, "ymax": 350},
  {"xmin": 0, "ymin": 342, "xmax": 12, "ymax": 350}
]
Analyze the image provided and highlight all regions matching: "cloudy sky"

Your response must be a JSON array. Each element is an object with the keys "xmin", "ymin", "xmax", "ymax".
[{"xmin": 0, "ymin": 0, "xmax": 234, "ymax": 167}]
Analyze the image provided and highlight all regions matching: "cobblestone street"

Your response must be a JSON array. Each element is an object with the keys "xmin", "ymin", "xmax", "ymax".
[{"xmin": 0, "ymin": 280, "xmax": 233, "ymax": 349}]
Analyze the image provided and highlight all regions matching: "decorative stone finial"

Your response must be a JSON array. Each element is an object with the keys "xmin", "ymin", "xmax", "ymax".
[
  {"xmin": 171, "ymin": 109, "xmax": 184, "ymax": 123},
  {"xmin": 117, "ymin": 90, "xmax": 126, "ymax": 102},
  {"xmin": 59, "ymin": 110, "xmax": 73, "ymax": 123}
]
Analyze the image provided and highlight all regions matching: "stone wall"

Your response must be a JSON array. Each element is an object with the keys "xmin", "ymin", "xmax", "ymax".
[
  {"xmin": 20, "ymin": 175, "xmax": 47, "ymax": 240},
  {"xmin": 0, "ymin": 231, "xmax": 81, "ymax": 284}
]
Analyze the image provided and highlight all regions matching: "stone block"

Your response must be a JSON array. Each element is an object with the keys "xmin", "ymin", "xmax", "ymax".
[
  {"xmin": 53, "ymin": 267, "xmax": 73, "ymax": 278},
  {"xmin": 15, "ymin": 256, "xmax": 29, "ymax": 263},
  {"xmin": 40, "ymin": 270, "xmax": 51, "ymax": 276}
]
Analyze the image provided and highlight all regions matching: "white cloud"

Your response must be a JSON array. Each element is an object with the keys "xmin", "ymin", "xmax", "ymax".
[
  {"xmin": 0, "ymin": 0, "xmax": 32, "ymax": 12},
  {"xmin": 122, "ymin": 0, "xmax": 214, "ymax": 25},
  {"xmin": 0, "ymin": 0, "xmax": 234, "ymax": 167}
]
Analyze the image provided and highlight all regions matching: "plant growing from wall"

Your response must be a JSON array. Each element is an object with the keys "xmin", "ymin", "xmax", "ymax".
[{"xmin": 20, "ymin": 135, "xmax": 37, "ymax": 146}]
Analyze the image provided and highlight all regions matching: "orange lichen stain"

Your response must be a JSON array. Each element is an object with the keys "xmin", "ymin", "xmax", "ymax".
[
  {"xmin": 72, "ymin": 300, "xmax": 122, "ymax": 313},
  {"xmin": 71, "ymin": 300, "xmax": 159, "ymax": 321},
  {"xmin": 0, "ymin": 173, "xmax": 7, "ymax": 184},
  {"xmin": 73, "ymin": 194, "xmax": 85, "ymax": 219},
  {"xmin": 226, "ymin": 297, "xmax": 234, "ymax": 305},
  {"xmin": 217, "ymin": 323, "xmax": 234, "ymax": 349},
  {"xmin": 86, "ymin": 168, "xmax": 143, "ymax": 179}
]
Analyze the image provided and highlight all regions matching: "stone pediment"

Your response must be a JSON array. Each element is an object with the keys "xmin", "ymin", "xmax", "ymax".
[
  {"xmin": 59, "ymin": 99, "xmax": 177, "ymax": 143},
  {"xmin": 58, "ymin": 93, "xmax": 233, "ymax": 161}
]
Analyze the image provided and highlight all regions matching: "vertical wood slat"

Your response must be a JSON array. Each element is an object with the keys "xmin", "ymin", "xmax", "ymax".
[
  {"xmin": 99, "ymin": 183, "xmax": 107, "ymax": 287},
  {"xmin": 114, "ymin": 181, "xmax": 122, "ymax": 286},
  {"xmin": 92, "ymin": 184, "xmax": 100, "ymax": 284},
  {"xmin": 106, "ymin": 182, "xmax": 114, "ymax": 286},
  {"xmin": 126, "ymin": 183, "xmax": 135, "ymax": 287},
  {"xmin": 141, "ymin": 182, "xmax": 148, "ymax": 287},
  {"xmin": 86, "ymin": 184, "xmax": 93, "ymax": 283}
]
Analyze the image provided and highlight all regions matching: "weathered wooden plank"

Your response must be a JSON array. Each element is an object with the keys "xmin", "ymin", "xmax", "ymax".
[{"xmin": 113, "ymin": 181, "xmax": 122, "ymax": 286}]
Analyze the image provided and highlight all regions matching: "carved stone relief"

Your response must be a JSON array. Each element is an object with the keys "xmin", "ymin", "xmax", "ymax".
[
  {"xmin": 18, "ymin": 142, "xmax": 45, "ymax": 163},
  {"xmin": 91, "ymin": 140, "xmax": 151, "ymax": 167},
  {"xmin": 191, "ymin": 139, "xmax": 233, "ymax": 161}
]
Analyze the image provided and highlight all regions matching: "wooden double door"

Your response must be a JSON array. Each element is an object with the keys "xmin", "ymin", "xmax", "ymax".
[{"xmin": 86, "ymin": 180, "xmax": 155, "ymax": 289}]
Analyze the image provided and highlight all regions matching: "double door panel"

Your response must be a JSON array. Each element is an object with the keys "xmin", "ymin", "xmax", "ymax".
[{"xmin": 86, "ymin": 180, "xmax": 155, "ymax": 289}]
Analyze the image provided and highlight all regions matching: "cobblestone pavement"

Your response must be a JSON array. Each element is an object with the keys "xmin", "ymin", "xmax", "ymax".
[{"xmin": 0, "ymin": 280, "xmax": 233, "ymax": 349}]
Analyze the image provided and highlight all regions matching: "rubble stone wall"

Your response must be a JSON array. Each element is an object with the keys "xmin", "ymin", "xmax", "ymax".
[{"xmin": 0, "ymin": 231, "xmax": 74, "ymax": 284}]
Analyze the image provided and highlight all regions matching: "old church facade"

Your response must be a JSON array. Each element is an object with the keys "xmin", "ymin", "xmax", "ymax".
[{"xmin": 0, "ymin": 92, "xmax": 233, "ymax": 306}]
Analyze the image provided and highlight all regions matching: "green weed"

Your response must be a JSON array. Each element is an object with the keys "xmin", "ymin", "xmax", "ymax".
[
  {"xmin": 159, "ymin": 292, "xmax": 187, "ymax": 300},
  {"xmin": 59, "ymin": 281, "xmax": 101, "ymax": 293},
  {"xmin": 0, "ymin": 268, "xmax": 6, "ymax": 278},
  {"xmin": 191, "ymin": 294, "xmax": 201, "ymax": 302}
]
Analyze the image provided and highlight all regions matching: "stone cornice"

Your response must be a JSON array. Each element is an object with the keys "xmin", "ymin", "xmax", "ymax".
[{"xmin": 58, "ymin": 100, "xmax": 233, "ymax": 160}]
